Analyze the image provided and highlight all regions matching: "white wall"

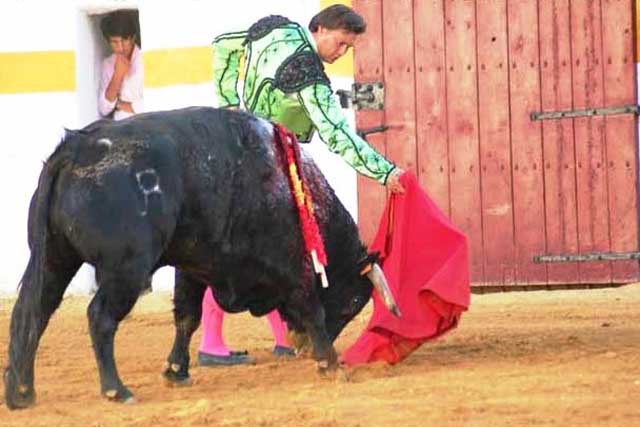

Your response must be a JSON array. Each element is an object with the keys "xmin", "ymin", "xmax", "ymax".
[
  {"xmin": 0, "ymin": 0, "xmax": 358, "ymax": 295},
  {"xmin": 0, "ymin": 93, "xmax": 78, "ymax": 295},
  {"xmin": 0, "ymin": 1, "xmax": 77, "ymax": 52},
  {"xmin": 138, "ymin": 0, "xmax": 316, "ymax": 50},
  {"xmin": 76, "ymin": 11, "xmax": 112, "ymax": 127}
]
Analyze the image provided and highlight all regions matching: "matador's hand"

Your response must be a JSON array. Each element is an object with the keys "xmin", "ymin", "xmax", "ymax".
[{"xmin": 386, "ymin": 168, "xmax": 405, "ymax": 194}]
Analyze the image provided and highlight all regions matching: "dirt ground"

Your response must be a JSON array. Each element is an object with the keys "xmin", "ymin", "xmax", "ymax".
[{"xmin": 0, "ymin": 284, "xmax": 639, "ymax": 427}]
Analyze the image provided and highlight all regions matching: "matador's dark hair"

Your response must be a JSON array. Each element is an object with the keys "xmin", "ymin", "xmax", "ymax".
[{"xmin": 308, "ymin": 4, "xmax": 366, "ymax": 34}]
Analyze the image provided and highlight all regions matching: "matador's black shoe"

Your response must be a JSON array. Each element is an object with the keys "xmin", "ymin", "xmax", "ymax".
[
  {"xmin": 272, "ymin": 345, "xmax": 296, "ymax": 357},
  {"xmin": 198, "ymin": 350, "xmax": 256, "ymax": 367}
]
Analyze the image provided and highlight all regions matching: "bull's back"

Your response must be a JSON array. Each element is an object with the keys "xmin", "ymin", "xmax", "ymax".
[
  {"xmin": 47, "ymin": 111, "xmax": 188, "ymax": 260},
  {"xmin": 46, "ymin": 107, "xmax": 291, "ymax": 263}
]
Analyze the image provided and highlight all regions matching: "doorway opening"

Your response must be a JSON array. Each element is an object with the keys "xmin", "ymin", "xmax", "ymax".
[{"xmin": 75, "ymin": 7, "xmax": 141, "ymax": 128}]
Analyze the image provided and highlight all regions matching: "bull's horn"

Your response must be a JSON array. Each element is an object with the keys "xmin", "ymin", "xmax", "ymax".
[{"xmin": 367, "ymin": 263, "xmax": 401, "ymax": 317}]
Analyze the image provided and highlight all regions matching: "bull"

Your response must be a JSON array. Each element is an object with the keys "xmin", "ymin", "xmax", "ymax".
[{"xmin": 4, "ymin": 107, "xmax": 398, "ymax": 409}]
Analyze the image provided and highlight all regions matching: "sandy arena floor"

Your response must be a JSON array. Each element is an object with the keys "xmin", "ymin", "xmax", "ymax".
[{"xmin": 1, "ymin": 284, "xmax": 639, "ymax": 426}]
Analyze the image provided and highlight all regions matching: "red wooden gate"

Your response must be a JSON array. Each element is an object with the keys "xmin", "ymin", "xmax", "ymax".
[{"xmin": 353, "ymin": 0, "xmax": 639, "ymax": 287}]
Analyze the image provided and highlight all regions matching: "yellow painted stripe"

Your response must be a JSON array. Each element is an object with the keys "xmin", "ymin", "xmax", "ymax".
[
  {"xmin": 319, "ymin": 0, "xmax": 354, "ymax": 78},
  {"xmin": 143, "ymin": 46, "xmax": 213, "ymax": 88},
  {"xmin": 320, "ymin": 0, "xmax": 352, "ymax": 11},
  {"xmin": 324, "ymin": 50, "xmax": 354, "ymax": 78},
  {"xmin": 0, "ymin": 51, "xmax": 75, "ymax": 94},
  {"xmin": 0, "ymin": 8, "xmax": 356, "ymax": 95}
]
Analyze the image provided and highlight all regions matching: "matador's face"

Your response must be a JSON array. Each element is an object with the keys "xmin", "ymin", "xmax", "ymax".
[{"xmin": 313, "ymin": 27, "xmax": 358, "ymax": 64}]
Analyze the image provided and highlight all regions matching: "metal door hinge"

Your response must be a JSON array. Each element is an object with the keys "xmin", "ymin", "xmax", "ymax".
[
  {"xmin": 336, "ymin": 82, "xmax": 385, "ymax": 110},
  {"xmin": 530, "ymin": 105, "xmax": 639, "ymax": 121},
  {"xmin": 534, "ymin": 251, "xmax": 640, "ymax": 263}
]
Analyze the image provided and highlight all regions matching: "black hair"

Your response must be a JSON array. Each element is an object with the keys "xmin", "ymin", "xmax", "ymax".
[
  {"xmin": 308, "ymin": 4, "xmax": 366, "ymax": 34},
  {"xmin": 100, "ymin": 10, "xmax": 138, "ymax": 40}
]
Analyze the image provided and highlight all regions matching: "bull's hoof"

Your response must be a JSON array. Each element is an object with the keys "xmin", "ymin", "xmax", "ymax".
[
  {"xmin": 162, "ymin": 369, "xmax": 193, "ymax": 387},
  {"xmin": 4, "ymin": 369, "xmax": 36, "ymax": 410},
  {"xmin": 4, "ymin": 386, "xmax": 36, "ymax": 410},
  {"xmin": 162, "ymin": 362, "xmax": 192, "ymax": 387},
  {"xmin": 102, "ymin": 386, "xmax": 135, "ymax": 404},
  {"xmin": 316, "ymin": 359, "xmax": 339, "ymax": 374},
  {"xmin": 288, "ymin": 330, "xmax": 313, "ymax": 355}
]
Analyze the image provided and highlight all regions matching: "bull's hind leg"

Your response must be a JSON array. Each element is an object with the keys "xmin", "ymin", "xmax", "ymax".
[
  {"xmin": 87, "ymin": 265, "xmax": 147, "ymax": 403},
  {"xmin": 4, "ymin": 254, "xmax": 81, "ymax": 410},
  {"xmin": 163, "ymin": 270, "xmax": 207, "ymax": 386}
]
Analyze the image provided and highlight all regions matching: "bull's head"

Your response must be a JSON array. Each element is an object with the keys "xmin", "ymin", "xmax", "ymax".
[{"xmin": 319, "ymin": 252, "xmax": 400, "ymax": 342}]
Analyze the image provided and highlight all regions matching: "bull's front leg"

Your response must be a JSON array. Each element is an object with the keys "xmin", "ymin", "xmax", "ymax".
[
  {"xmin": 163, "ymin": 270, "xmax": 206, "ymax": 386},
  {"xmin": 294, "ymin": 291, "xmax": 339, "ymax": 372}
]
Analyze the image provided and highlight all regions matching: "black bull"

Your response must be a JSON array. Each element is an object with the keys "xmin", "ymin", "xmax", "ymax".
[{"xmin": 4, "ymin": 107, "xmax": 398, "ymax": 409}]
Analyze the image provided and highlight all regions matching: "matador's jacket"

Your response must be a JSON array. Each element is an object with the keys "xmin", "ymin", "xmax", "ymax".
[{"xmin": 212, "ymin": 15, "xmax": 396, "ymax": 184}]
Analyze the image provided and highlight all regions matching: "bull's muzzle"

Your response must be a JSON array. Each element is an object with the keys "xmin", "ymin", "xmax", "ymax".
[{"xmin": 367, "ymin": 263, "xmax": 402, "ymax": 317}]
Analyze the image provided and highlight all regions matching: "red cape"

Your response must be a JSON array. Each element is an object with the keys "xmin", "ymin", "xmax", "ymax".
[{"xmin": 341, "ymin": 172, "xmax": 470, "ymax": 365}]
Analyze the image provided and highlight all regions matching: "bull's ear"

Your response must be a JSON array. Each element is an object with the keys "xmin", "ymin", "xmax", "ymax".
[{"xmin": 358, "ymin": 252, "xmax": 380, "ymax": 276}]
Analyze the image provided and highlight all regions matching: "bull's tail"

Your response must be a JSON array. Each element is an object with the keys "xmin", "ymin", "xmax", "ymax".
[{"xmin": 5, "ymin": 151, "xmax": 68, "ymax": 409}]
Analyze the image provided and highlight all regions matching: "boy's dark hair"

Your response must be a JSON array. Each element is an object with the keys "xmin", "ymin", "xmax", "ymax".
[
  {"xmin": 100, "ymin": 10, "xmax": 138, "ymax": 40},
  {"xmin": 308, "ymin": 4, "xmax": 366, "ymax": 34}
]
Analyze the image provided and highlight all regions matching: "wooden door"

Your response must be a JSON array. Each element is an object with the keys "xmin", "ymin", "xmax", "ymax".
[{"xmin": 353, "ymin": 0, "xmax": 639, "ymax": 287}]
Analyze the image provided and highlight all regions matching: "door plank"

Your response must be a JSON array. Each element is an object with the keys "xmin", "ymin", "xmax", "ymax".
[
  {"xmin": 353, "ymin": 0, "xmax": 387, "ymax": 245},
  {"xmin": 476, "ymin": 0, "xmax": 516, "ymax": 285},
  {"xmin": 414, "ymin": 0, "xmax": 450, "ymax": 217},
  {"xmin": 601, "ymin": 0, "xmax": 640, "ymax": 282},
  {"xmin": 571, "ymin": 0, "xmax": 612, "ymax": 283},
  {"xmin": 539, "ymin": 0, "xmax": 580, "ymax": 284},
  {"xmin": 444, "ymin": 0, "xmax": 484, "ymax": 282},
  {"xmin": 381, "ymin": 0, "xmax": 418, "ymax": 173},
  {"xmin": 507, "ymin": 0, "xmax": 548, "ymax": 285}
]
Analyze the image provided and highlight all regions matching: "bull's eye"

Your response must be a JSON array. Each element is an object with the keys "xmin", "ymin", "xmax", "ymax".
[{"xmin": 350, "ymin": 295, "xmax": 364, "ymax": 310}]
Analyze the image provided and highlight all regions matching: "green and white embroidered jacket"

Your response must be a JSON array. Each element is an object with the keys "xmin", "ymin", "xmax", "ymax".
[{"xmin": 212, "ymin": 15, "xmax": 396, "ymax": 184}]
